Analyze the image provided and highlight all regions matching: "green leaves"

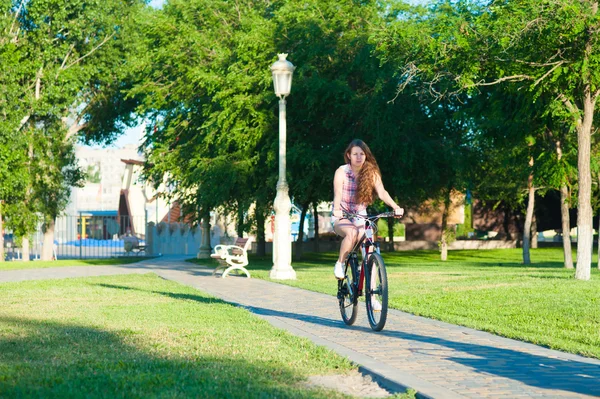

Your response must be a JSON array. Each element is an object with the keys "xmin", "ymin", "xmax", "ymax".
[
  {"xmin": 127, "ymin": 0, "xmax": 280, "ymax": 222},
  {"xmin": 0, "ymin": 0, "xmax": 146, "ymax": 242},
  {"xmin": 131, "ymin": 0, "xmax": 483, "ymax": 222}
]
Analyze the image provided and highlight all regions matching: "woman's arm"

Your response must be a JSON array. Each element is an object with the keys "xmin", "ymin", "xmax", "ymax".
[
  {"xmin": 332, "ymin": 167, "xmax": 345, "ymax": 218},
  {"xmin": 374, "ymin": 174, "xmax": 403, "ymax": 215}
]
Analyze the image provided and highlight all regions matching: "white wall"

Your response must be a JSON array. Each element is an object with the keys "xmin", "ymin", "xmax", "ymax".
[{"xmin": 146, "ymin": 222, "xmax": 201, "ymax": 256}]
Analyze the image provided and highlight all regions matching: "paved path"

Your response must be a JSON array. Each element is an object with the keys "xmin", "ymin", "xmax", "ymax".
[{"xmin": 1, "ymin": 256, "xmax": 599, "ymax": 399}]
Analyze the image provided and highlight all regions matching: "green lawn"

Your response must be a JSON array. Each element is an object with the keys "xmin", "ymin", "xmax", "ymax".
[
  {"xmin": 0, "ymin": 257, "xmax": 146, "ymax": 271},
  {"xmin": 192, "ymin": 247, "xmax": 600, "ymax": 359},
  {"xmin": 0, "ymin": 273, "xmax": 414, "ymax": 398}
]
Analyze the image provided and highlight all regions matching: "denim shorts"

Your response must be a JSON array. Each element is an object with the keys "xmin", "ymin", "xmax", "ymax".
[{"xmin": 331, "ymin": 210, "xmax": 367, "ymax": 232}]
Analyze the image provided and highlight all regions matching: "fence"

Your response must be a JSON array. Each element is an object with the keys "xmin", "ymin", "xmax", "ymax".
[
  {"xmin": 3, "ymin": 215, "xmax": 206, "ymax": 260},
  {"xmin": 4, "ymin": 214, "xmax": 148, "ymax": 260}
]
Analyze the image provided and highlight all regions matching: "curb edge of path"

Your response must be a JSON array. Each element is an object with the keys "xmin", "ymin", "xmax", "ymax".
[
  {"xmin": 256, "ymin": 309, "xmax": 464, "ymax": 399},
  {"xmin": 226, "ymin": 300, "xmax": 464, "ymax": 399},
  {"xmin": 356, "ymin": 364, "xmax": 434, "ymax": 399}
]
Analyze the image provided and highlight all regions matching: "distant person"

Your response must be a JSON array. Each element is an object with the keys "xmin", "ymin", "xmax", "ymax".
[{"xmin": 331, "ymin": 139, "xmax": 404, "ymax": 280}]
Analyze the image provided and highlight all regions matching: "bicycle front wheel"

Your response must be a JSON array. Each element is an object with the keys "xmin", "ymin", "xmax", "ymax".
[
  {"xmin": 365, "ymin": 252, "xmax": 388, "ymax": 331},
  {"xmin": 338, "ymin": 256, "xmax": 359, "ymax": 325}
]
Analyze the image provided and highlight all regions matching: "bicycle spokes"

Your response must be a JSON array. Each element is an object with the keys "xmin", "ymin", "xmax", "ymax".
[
  {"xmin": 338, "ymin": 257, "xmax": 359, "ymax": 326},
  {"xmin": 366, "ymin": 253, "xmax": 388, "ymax": 331}
]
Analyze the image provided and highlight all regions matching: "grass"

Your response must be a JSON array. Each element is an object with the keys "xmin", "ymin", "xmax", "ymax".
[
  {"xmin": 0, "ymin": 273, "xmax": 417, "ymax": 398},
  {"xmin": 0, "ymin": 257, "xmax": 146, "ymax": 271},
  {"xmin": 191, "ymin": 247, "xmax": 600, "ymax": 359}
]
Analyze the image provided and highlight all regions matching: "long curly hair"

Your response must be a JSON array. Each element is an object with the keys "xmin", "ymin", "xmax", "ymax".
[{"xmin": 344, "ymin": 139, "xmax": 381, "ymax": 205}]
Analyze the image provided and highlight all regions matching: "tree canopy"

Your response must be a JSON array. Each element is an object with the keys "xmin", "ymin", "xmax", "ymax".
[{"xmin": 2, "ymin": 0, "xmax": 600, "ymax": 280}]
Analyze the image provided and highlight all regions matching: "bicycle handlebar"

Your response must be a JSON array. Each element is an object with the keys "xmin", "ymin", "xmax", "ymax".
[{"xmin": 341, "ymin": 210, "xmax": 401, "ymax": 220}]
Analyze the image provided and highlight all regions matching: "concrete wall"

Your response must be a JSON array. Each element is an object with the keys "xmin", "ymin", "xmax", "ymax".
[{"xmin": 146, "ymin": 222, "xmax": 201, "ymax": 256}]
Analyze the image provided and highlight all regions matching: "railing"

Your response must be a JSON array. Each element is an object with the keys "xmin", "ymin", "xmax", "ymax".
[
  {"xmin": 4, "ymin": 214, "xmax": 148, "ymax": 260},
  {"xmin": 3, "ymin": 216, "xmax": 205, "ymax": 260}
]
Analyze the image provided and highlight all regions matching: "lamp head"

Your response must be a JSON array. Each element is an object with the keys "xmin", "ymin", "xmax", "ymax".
[{"xmin": 271, "ymin": 53, "xmax": 295, "ymax": 98}]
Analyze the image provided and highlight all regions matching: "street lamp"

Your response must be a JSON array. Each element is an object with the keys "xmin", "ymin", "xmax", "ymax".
[{"xmin": 270, "ymin": 53, "xmax": 296, "ymax": 280}]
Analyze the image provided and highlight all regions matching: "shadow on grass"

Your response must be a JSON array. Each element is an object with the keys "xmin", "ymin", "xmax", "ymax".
[
  {"xmin": 0, "ymin": 315, "xmax": 340, "ymax": 398},
  {"xmin": 96, "ymin": 283, "xmax": 229, "ymax": 305}
]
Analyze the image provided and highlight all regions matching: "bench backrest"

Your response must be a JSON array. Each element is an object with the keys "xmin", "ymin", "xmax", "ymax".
[
  {"xmin": 232, "ymin": 237, "xmax": 251, "ymax": 255},
  {"xmin": 238, "ymin": 237, "xmax": 252, "ymax": 249}
]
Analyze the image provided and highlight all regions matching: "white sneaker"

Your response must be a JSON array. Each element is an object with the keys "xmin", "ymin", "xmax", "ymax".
[
  {"xmin": 371, "ymin": 297, "xmax": 382, "ymax": 312},
  {"xmin": 334, "ymin": 262, "xmax": 345, "ymax": 279}
]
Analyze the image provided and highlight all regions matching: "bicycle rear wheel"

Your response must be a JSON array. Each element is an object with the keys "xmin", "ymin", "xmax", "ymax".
[
  {"xmin": 365, "ymin": 252, "xmax": 388, "ymax": 331},
  {"xmin": 338, "ymin": 256, "xmax": 358, "ymax": 325}
]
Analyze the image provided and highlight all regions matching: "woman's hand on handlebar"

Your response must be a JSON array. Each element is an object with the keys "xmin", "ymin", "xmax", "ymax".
[{"xmin": 394, "ymin": 207, "xmax": 404, "ymax": 218}]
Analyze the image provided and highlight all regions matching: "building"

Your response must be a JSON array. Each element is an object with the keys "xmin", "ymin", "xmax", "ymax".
[{"xmin": 56, "ymin": 144, "xmax": 145, "ymax": 243}]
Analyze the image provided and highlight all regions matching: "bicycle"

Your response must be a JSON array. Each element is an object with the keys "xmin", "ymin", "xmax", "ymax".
[{"xmin": 336, "ymin": 209, "xmax": 400, "ymax": 331}]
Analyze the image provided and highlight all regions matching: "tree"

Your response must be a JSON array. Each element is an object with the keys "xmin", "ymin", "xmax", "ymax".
[
  {"xmin": 0, "ymin": 1, "xmax": 32, "ymax": 261},
  {"xmin": 276, "ymin": 0, "xmax": 455, "ymax": 258},
  {"xmin": 0, "ymin": 0, "xmax": 146, "ymax": 260},
  {"xmin": 374, "ymin": 0, "xmax": 600, "ymax": 278},
  {"xmin": 114, "ymin": 0, "xmax": 477, "ymax": 264},
  {"xmin": 475, "ymin": 0, "xmax": 600, "ymax": 279},
  {"xmin": 127, "ymin": 0, "xmax": 279, "ymax": 252}
]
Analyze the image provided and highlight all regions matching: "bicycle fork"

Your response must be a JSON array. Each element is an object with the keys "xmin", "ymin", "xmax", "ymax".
[
  {"xmin": 360, "ymin": 241, "xmax": 381, "ymax": 295},
  {"xmin": 347, "ymin": 252, "xmax": 360, "ymax": 298}
]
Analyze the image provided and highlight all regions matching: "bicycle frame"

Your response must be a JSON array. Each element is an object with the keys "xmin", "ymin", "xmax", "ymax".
[
  {"xmin": 336, "ymin": 209, "xmax": 399, "ymax": 331},
  {"xmin": 337, "ymin": 209, "xmax": 400, "ymax": 331},
  {"xmin": 342, "ymin": 210, "xmax": 394, "ymax": 296}
]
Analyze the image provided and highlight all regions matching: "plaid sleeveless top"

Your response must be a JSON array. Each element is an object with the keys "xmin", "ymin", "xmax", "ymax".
[{"xmin": 340, "ymin": 164, "xmax": 367, "ymax": 213}]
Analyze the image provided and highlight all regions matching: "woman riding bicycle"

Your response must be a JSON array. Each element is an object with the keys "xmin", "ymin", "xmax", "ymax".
[{"xmin": 332, "ymin": 139, "xmax": 404, "ymax": 280}]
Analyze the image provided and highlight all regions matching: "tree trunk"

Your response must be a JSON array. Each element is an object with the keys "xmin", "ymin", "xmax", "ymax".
[
  {"xmin": 237, "ymin": 204, "xmax": 244, "ymax": 238},
  {"xmin": 597, "ymin": 173, "xmax": 600, "ymax": 271},
  {"xmin": 440, "ymin": 190, "xmax": 451, "ymax": 261},
  {"xmin": 41, "ymin": 218, "xmax": 55, "ymax": 260},
  {"xmin": 575, "ymin": 88, "xmax": 595, "ymax": 280},
  {"xmin": 573, "ymin": 15, "xmax": 598, "ymax": 279},
  {"xmin": 313, "ymin": 204, "xmax": 319, "ymax": 253},
  {"xmin": 522, "ymin": 179, "xmax": 535, "ymax": 264},
  {"xmin": 555, "ymin": 138, "xmax": 573, "ymax": 269},
  {"xmin": 440, "ymin": 237, "xmax": 448, "ymax": 261},
  {"xmin": 502, "ymin": 203, "xmax": 513, "ymax": 240},
  {"xmin": 560, "ymin": 184, "xmax": 574, "ymax": 269},
  {"xmin": 387, "ymin": 217, "xmax": 394, "ymax": 252},
  {"xmin": 531, "ymin": 213, "xmax": 538, "ymax": 249},
  {"xmin": 197, "ymin": 209, "xmax": 212, "ymax": 259},
  {"xmin": 256, "ymin": 207, "xmax": 266, "ymax": 257},
  {"xmin": 0, "ymin": 203, "xmax": 4, "ymax": 262},
  {"xmin": 22, "ymin": 237, "xmax": 30, "ymax": 262},
  {"xmin": 294, "ymin": 203, "xmax": 308, "ymax": 261}
]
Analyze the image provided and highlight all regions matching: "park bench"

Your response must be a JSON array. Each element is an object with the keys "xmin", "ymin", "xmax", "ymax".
[
  {"xmin": 123, "ymin": 235, "xmax": 146, "ymax": 255},
  {"xmin": 211, "ymin": 237, "xmax": 252, "ymax": 278}
]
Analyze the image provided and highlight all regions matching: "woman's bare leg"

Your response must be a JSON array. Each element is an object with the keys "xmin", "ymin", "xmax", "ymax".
[{"xmin": 334, "ymin": 220, "xmax": 360, "ymax": 263}]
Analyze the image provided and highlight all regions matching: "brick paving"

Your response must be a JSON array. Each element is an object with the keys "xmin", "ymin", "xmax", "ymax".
[{"xmin": 1, "ymin": 256, "xmax": 599, "ymax": 399}]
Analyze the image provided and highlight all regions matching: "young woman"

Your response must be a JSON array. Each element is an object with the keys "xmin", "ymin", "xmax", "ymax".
[{"xmin": 332, "ymin": 139, "xmax": 404, "ymax": 280}]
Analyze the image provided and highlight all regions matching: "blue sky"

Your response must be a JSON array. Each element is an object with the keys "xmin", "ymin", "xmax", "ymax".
[
  {"xmin": 107, "ymin": 0, "xmax": 429, "ymax": 148},
  {"xmin": 149, "ymin": 0, "xmax": 164, "ymax": 8}
]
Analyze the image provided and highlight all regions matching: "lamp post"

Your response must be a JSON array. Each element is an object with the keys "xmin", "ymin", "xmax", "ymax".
[{"xmin": 270, "ymin": 53, "xmax": 296, "ymax": 280}]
